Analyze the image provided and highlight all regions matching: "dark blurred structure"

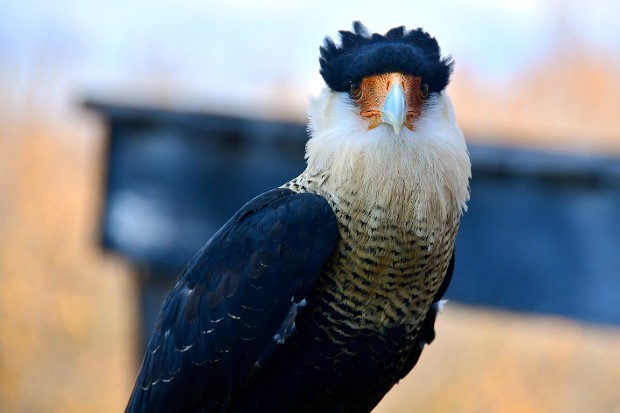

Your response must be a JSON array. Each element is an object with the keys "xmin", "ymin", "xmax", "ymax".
[
  {"xmin": 453, "ymin": 146, "xmax": 620, "ymax": 325},
  {"xmin": 86, "ymin": 101, "xmax": 620, "ymax": 347}
]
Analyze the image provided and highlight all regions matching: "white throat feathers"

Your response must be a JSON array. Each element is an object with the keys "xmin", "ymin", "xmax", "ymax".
[{"xmin": 304, "ymin": 87, "xmax": 471, "ymax": 230}]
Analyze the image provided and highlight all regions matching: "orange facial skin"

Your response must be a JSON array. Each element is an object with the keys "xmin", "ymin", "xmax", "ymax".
[{"xmin": 353, "ymin": 73, "xmax": 426, "ymax": 131}]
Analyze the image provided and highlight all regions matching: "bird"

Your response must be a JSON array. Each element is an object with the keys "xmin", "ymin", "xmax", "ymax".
[{"xmin": 125, "ymin": 21, "xmax": 471, "ymax": 413}]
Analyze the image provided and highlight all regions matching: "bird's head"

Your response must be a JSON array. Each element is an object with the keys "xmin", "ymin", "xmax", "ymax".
[
  {"xmin": 306, "ymin": 22, "xmax": 470, "ymax": 220},
  {"xmin": 318, "ymin": 21, "xmax": 453, "ymax": 136}
]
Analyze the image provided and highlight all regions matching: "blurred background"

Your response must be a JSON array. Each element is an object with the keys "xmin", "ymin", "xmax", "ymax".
[{"xmin": 1, "ymin": 1, "xmax": 620, "ymax": 412}]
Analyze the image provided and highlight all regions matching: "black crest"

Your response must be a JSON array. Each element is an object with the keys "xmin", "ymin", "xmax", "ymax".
[{"xmin": 319, "ymin": 21, "xmax": 454, "ymax": 94}]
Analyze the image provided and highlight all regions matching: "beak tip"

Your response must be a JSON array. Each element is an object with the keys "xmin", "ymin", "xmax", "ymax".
[
  {"xmin": 381, "ymin": 112, "xmax": 404, "ymax": 136},
  {"xmin": 391, "ymin": 123, "xmax": 402, "ymax": 135}
]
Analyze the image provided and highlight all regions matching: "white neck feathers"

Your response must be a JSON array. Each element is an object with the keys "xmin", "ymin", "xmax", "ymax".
[{"xmin": 304, "ymin": 88, "xmax": 471, "ymax": 227}]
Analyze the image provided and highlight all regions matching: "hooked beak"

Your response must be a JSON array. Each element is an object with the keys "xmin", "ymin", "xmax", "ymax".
[
  {"xmin": 356, "ymin": 73, "xmax": 420, "ymax": 134},
  {"xmin": 381, "ymin": 82, "xmax": 406, "ymax": 135}
]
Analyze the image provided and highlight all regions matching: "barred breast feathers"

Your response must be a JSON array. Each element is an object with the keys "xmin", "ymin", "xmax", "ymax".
[{"xmin": 303, "ymin": 87, "xmax": 471, "ymax": 232}]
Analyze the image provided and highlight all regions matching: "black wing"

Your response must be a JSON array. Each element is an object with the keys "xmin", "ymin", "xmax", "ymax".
[
  {"xmin": 398, "ymin": 250, "xmax": 455, "ymax": 379},
  {"xmin": 125, "ymin": 188, "xmax": 339, "ymax": 412}
]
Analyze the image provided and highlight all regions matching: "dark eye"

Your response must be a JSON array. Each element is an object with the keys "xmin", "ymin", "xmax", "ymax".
[
  {"xmin": 350, "ymin": 83, "xmax": 362, "ymax": 100},
  {"xmin": 418, "ymin": 83, "xmax": 429, "ymax": 100}
]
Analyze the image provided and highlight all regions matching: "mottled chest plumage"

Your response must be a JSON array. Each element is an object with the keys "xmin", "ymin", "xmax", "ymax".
[
  {"xmin": 283, "ymin": 172, "xmax": 459, "ymax": 336},
  {"xmin": 267, "ymin": 172, "xmax": 460, "ymax": 411}
]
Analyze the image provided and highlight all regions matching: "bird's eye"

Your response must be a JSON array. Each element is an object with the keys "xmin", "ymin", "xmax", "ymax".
[
  {"xmin": 350, "ymin": 83, "xmax": 362, "ymax": 100},
  {"xmin": 418, "ymin": 83, "xmax": 429, "ymax": 100}
]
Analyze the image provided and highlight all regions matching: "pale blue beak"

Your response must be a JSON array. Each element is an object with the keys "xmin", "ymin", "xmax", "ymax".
[{"xmin": 381, "ymin": 82, "xmax": 406, "ymax": 135}]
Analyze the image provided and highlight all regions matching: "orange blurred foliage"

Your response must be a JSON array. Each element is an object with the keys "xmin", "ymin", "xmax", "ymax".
[
  {"xmin": 452, "ymin": 50, "xmax": 620, "ymax": 154},
  {"xmin": 0, "ymin": 113, "xmax": 137, "ymax": 412}
]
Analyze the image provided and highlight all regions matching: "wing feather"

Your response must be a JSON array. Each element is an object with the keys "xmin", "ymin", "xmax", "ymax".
[{"xmin": 125, "ymin": 188, "xmax": 339, "ymax": 412}]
